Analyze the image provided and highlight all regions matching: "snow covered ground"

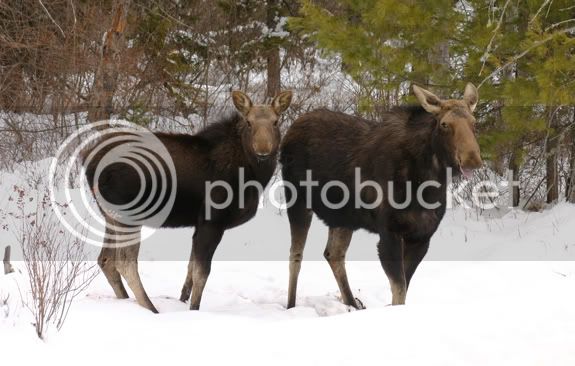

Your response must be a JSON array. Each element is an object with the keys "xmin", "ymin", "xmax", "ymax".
[{"xmin": 1, "ymin": 160, "xmax": 575, "ymax": 365}]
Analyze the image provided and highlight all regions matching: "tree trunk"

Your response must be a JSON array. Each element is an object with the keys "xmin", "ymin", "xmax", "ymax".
[
  {"xmin": 568, "ymin": 108, "xmax": 575, "ymax": 203},
  {"xmin": 87, "ymin": 0, "xmax": 131, "ymax": 125},
  {"xmin": 509, "ymin": 150, "xmax": 520, "ymax": 207},
  {"xmin": 3, "ymin": 246, "xmax": 14, "ymax": 274},
  {"xmin": 546, "ymin": 110, "xmax": 559, "ymax": 204},
  {"xmin": 428, "ymin": 41, "xmax": 449, "ymax": 89},
  {"xmin": 265, "ymin": 0, "xmax": 281, "ymax": 100}
]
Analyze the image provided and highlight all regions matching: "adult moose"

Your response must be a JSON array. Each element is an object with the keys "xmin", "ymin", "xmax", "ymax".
[
  {"xmin": 85, "ymin": 90, "xmax": 293, "ymax": 313},
  {"xmin": 280, "ymin": 84, "xmax": 481, "ymax": 308}
]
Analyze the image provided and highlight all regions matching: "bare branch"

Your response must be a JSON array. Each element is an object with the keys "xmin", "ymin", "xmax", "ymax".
[
  {"xmin": 38, "ymin": 0, "xmax": 66, "ymax": 38},
  {"xmin": 479, "ymin": 0, "xmax": 512, "ymax": 77},
  {"xmin": 530, "ymin": 0, "xmax": 553, "ymax": 24},
  {"xmin": 478, "ymin": 26, "xmax": 575, "ymax": 88}
]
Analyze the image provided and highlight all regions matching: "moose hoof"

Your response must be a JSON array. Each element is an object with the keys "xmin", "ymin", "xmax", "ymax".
[
  {"xmin": 353, "ymin": 298, "xmax": 366, "ymax": 310},
  {"xmin": 180, "ymin": 288, "xmax": 191, "ymax": 303}
]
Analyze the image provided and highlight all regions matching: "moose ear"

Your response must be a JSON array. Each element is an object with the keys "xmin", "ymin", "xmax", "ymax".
[
  {"xmin": 463, "ymin": 83, "xmax": 478, "ymax": 113},
  {"xmin": 272, "ymin": 90, "xmax": 293, "ymax": 115},
  {"xmin": 232, "ymin": 91, "xmax": 253, "ymax": 116},
  {"xmin": 413, "ymin": 85, "xmax": 443, "ymax": 114}
]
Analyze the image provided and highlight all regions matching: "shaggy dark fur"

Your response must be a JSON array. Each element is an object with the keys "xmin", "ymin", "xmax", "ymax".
[
  {"xmin": 280, "ymin": 103, "xmax": 478, "ymax": 307},
  {"xmin": 84, "ymin": 112, "xmax": 278, "ymax": 312},
  {"xmin": 86, "ymin": 113, "xmax": 276, "ymax": 229},
  {"xmin": 281, "ymin": 106, "xmax": 450, "ymax": 234}
]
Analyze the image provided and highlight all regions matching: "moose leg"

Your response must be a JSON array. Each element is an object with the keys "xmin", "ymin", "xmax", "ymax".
[
  {"xmin": 179, "ymin": 249, "xmax": 194, "ymax": 302},
  {"xmin": 403, "ymin": 240, "xmax": 430, "ymax": 290},
  {"xmin": 189, "ymin": 223, "xmax": 224, "ymax": 310},
  {"xmin": 324, "ymin": 227, "xmax": 363, "ymax": 309},
  {"xmin": 114, "ymin": 227, "xmax": 158, "ymax": 313},
  {"xmin": 286, "ymin": 206, "xmax": 312, "ymax": 309},
  {"xmin": 98, "ymin": 222, "xmax": 129, "ymax": 299},
  {"xmin": 98, "ymin": 248, "xmax": 129, "ymax": 299},
  {"xmin": 377, "ymin": 230, "xmax": 407, "ymax": 305}
]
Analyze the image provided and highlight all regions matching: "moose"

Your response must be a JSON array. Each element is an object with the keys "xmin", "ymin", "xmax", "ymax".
[
  {"xmin": 280, "ymin": 84, "xmax": 481, "ymax": 308},
  {"xmin": 85, "ymin": 90, "xmax": 293, "ymax": 313}
]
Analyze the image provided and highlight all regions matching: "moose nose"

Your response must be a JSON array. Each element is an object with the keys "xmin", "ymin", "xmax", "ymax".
[
  {"xmin": 462, "ymin": 152, "xmax": 483, "ymax": 170},
  {"xmin": 253, "ymin": 143, "xmax": 273, "ymax": 159},
  {"xmin": 256, "ymin": 153, "xmax": 270, "ymax": 161}
]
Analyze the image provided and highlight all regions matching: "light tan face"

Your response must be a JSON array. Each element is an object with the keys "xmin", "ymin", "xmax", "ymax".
[
  {"xmin": 413, "ymin": 83, "xmax": 482, "ymax": 177},
  {"xmin": 232, "ymin": 90, "xmax": 293, "ymax": 159}
]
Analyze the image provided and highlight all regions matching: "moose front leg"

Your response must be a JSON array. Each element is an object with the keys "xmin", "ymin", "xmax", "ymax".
[
  {"xmin": 377, "ymin": 230, "xmax": 407, "ymax": 305},
  {"xmin": 186, "ymin": 223, "xmax": 224, "ymax": 310},
  {"xmin": 180, "ymin": 250, "xmax": 194, "ymax": 302}
]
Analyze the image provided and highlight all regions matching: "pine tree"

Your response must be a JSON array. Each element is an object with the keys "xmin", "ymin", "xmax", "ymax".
[
  {"xmin": 292, "ymin": 0, "xmax": 575, "ymax": 205},
  {"xmin": 463, "ymin": 0, "xmax": 575, "ymax": 204},
  {"xmin": 290, "ymin": 0, "xmax": 462, "ymax": 119}
]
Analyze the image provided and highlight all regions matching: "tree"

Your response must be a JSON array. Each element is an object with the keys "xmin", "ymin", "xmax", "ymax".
[
  {"xmin": 293, "ymin": 0, "xmax": 575, "ymax": 206},
  {"xmin": 88, "ymin": 0, "xmax": 131, "ymax": 125},
  {"xmin": 463, "ymin": 0, "xmax": 575, "ymax": 205},
  {"xmin": 290, "ymin": 0, "xmax": 462, "ymax": 118}
]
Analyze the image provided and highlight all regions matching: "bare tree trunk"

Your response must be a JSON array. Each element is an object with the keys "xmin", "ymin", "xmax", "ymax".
[
  {"xmin": 265, "ymin": 0, "xmax": 281, "ymax": 100},
  {"xmin": 546, "ymin": 110, "xmax": 559, "ymax": 204},
  {"xmin": 3, "ymin": 246, "xmax": 14, "ymax": 274},
  {"xmin": 87, "ymin": 0, "xmax": 131, "ymax": 125},
  {"xmin": 509, "ymin": 150, "xmax": 520, "ymax": 207},
  {"xmin": 427, "ymin": 41, "xmax": 449, "ymax": 90},
  {"xmin": 568, "ymin": 108, "xmax": 575, "ymax": 203}
]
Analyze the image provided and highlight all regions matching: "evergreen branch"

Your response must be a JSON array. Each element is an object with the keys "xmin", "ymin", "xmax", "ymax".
[
  {"xmin": 546, "ymin": 19, "xmax": 575, "ymax": 32},
  {"xmin": 479, "ymin": 0, "xmax": 512, "ymax": 77},
  {"xmin": 529, "ymin": 0, "xmax": 553, "ymax": 24},
  {"xmin": 478, "ymin": 26, "xmax": 575, "ymax": 89}
]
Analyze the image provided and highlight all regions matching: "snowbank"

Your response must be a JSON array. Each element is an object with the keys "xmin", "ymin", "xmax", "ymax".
[{"xmin": 1, "ymin": 159, "xmax": 574, "ymax": 365}]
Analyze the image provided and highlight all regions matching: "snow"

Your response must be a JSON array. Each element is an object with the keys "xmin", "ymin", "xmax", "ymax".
[
  {"xmin": 1, "ymin": 159, "xmax": 575, "ymax": 365},
  {"xmin": 2, "ymin": 260, "xmax": 575, "ymax": 365}
]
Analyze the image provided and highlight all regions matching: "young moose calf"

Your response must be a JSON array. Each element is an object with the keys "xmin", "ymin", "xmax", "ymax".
[
  {"xmin": 280, "ymin": 84, "xmax": 481, "ymax": 308},
  {"xmin": 86, "ymin": 90, "xmax": 292, "ymax": 313}
]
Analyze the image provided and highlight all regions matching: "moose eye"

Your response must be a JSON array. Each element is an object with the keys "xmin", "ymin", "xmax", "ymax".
[{"xmin": 441, "ymin": 122, "xmax": 449, "ymax": 129}]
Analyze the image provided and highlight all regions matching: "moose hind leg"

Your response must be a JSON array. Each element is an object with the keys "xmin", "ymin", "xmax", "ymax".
[
  {"xmin": 403, "ymin": 240, "xmax": 430, "ymax": 290},
  {"xmin": 286, "ymin": 204, "xmax": 312, "ymax": 309},
  {"xmin": 189, "ymin": 224, "xmax": 224, "ymax": 310},
  {"xmin": 98, "ymin": 247, "xmax": 129, "ymax": 299},
  {"xmin": 378, "ymin": 230, "xmax": 407, "ymax": 305},
  {"xmin": 114, "ymin": 226, "xmax": 158, "ymax": 313},
  {"xmin": 98, "ymin": 222, "xmax": 129, "ymax": 299},
  {"xmin": 324, "ymin": 227, "xmax": 363, "ymax": 309}
]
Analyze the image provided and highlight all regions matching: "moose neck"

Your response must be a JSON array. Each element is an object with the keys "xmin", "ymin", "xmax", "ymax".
[
  {"xmin": 427, "ymin": 121, "xmax": 454, "ymax": 184},
  {"xmin": 401, "ymin": 107, "xmax": 453, "ymax": 184}
]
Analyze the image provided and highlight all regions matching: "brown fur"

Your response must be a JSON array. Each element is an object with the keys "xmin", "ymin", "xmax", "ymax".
[
  {"xmin": 280, "ymin": 84, "xmax": 481, "ymax": 308},
  {"xmin": 85, "ymin": 91, "xmax": 292, "ymax": 312}
]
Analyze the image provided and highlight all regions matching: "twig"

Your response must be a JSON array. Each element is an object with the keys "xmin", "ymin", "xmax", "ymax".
[
  {"xmin": 546, "ymin": 19, "xmax": 575, "ymax": 32},
  {"xmin": 478, "ymin": 26, "xmax": 575, "ymax": 88},
  {"xmin": 479, "ymin": 0, "xmax": 512, "ymax": 77},
  {"xmin": 38, "ymin": 0, "xmax": 66, "ymax": 38},
  {"xmin": 522, "ymin": 176, "xmax": 546, "ymax": 210},
  {"xmin": 530, "ymin": 0, "xmax": 553, "ymax": 24}
]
